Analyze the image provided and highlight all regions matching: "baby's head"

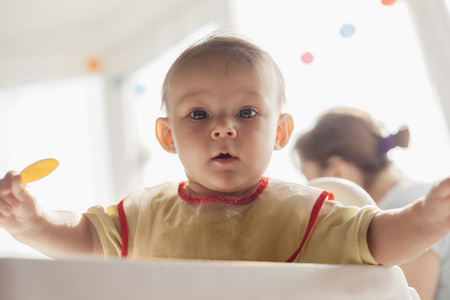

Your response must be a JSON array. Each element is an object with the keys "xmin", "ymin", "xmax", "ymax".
[
  {"xmin": 156, "ymin": 33, "xmax": 293, "ymax": 197},
  {"xmin": 161, "ymin": 33, "xmax": 286, "ymax": 113}
]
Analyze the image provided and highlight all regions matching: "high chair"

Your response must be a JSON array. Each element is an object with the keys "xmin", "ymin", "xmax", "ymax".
[
  {"xmin": 0, "ymin": 256, "xmax": 419, "ymax": 299},
  {"xmin": 0, "ymin": 177, "xmax": 419, "ymax": 300}
]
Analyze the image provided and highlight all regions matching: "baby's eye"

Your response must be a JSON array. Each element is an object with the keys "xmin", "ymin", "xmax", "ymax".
[
  {"xmin": 238, "ymin": 108, "xmax": 257, "ymax": 119},
  {"xmin": 189, "ymin": 110, "xmax": 209, "ymax": 120}
]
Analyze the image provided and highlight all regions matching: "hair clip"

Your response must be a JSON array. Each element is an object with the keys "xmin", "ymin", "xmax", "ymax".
[{"xmin": 378, "ymin": 134, "xmax": 396, "ymax": 153}]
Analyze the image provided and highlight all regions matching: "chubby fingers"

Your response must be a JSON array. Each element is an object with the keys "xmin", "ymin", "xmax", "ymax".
[
  {"xmin": 423, "ymin": 177, "xmax": 450, "ymax": 232},
  {"xmin": 0, "ymin": 171, "xmax": 21, "ymax": 217},
  {"xmin": 429, "ymin": 177, "xmax": 450, "ymax": 202}
]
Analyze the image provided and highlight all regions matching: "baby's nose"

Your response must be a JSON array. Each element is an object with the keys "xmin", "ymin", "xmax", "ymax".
[{"xmin": 211, "ymin": 123, "xmax": 237, "ymax": 139}]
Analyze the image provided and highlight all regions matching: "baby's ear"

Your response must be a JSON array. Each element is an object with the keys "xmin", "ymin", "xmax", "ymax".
[
  {"xmin": 155, "ymin": 117, "xmax": 177, "ymax": 153},
  {"xmin": 274, "ymin": 113, "xmax": 294, "ymax": 150}
]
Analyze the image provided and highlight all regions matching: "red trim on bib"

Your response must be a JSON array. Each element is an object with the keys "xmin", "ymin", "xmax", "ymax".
[
  {"xmin": 286, "ymin": 190, "xmax": 334, "ymax": 262},
  {"xmin": 178, "ymin": 177, "xmax": 269, "ymax": 205},
  {"xmin": 118, "ymin": 199, "xmax": 129, "ymax": 258}
]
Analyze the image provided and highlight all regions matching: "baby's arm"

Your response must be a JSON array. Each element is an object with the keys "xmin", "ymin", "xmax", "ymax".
[
  {"xmin": 368, "ymin": 177, "xmax": 450, "ymax": 266},
  {"xmin": 0, "ymin": 171, "xmax": 103, "ymax": 258}
]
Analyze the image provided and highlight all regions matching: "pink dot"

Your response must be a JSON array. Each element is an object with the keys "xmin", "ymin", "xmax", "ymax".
[{"xmin": 301, "ymin": 52, "xmax": 314, "ymax": 64}]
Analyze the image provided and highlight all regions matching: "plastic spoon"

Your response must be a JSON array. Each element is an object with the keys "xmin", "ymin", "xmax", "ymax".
[{"xmin": 20, "ymin": 159, "xmax": 59, "ymax": 185}]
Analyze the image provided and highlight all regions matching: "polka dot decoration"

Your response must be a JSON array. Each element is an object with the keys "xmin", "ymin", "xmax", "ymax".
[
  {"xmin": 135, "ymin": 85, "xmax": 145, "ymax": 95},
  {"xmin": 301, "ymin": 52, "xmax": 314, "ymax": 64},
  {"xmin": 340, "ymin": 24, "xmax": 356, "ymax": 38},
  {"xmin": 87, "ymin": 58, "xmax": 100, "ymax": 72},
  {"xmin": 381, "ymin": 0, "xmax": 396, "ymax": 5}
]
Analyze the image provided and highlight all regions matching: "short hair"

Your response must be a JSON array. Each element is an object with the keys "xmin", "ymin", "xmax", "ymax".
[{"xmin": 161, "ymin": 32, "xmax": 285, "ymax": 111}]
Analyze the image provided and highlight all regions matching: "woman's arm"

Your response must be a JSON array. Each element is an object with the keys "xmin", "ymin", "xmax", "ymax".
[{"xmin": 400, "ymin": 249, "xmax": 440, "ymax": 300}]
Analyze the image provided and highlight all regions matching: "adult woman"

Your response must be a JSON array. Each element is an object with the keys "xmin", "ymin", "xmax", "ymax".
[{"xmin": 293, "ymin": 106, "xmax": 449, "ymax": 300}]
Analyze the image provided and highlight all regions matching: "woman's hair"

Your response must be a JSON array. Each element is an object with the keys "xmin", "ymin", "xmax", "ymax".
[
  {"xmin": 294, "ymin": 107, "xmax": 409, "ymax": 174},
  {"xmin": 161, "ymin": 31, "xmax": 285, "ymax": 111}
]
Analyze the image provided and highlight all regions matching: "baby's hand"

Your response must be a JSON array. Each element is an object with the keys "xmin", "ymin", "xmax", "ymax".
[
  {"xmin": 422, "ymin": 177, "xmax": 450, "ymax": 233},
  {"xmin": 0, "ymin": 171, "xmax": 41, "ymax": 236}
]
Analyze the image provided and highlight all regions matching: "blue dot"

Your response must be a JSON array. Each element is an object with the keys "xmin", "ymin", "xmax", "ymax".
[
  {"xmin": 135, "ymin": 85, "xmax": 145, "ymax": 95},
  {"xmin": 340, "ymin": 24, "xmax": 356, "ymax": 38}
]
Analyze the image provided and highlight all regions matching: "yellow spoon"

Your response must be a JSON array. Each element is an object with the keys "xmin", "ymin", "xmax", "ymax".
[{"xmin": 20, "ymin": 159, "xmax": 59, "ymax": 185}]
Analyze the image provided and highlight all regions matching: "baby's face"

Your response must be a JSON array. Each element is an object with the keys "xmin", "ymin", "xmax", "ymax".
[{"xmin": 163, "ymin": 53, "xmax": 283, "ymax": 197}]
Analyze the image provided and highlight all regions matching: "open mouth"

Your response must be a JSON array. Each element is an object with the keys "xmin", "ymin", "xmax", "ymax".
[
  {"xmin": 213, "ymin": 153, "xmax": 237, "ymax": 164},
  {"xmin": 215, "ymin": 153, "xmax": 233, "ymax": 159}
]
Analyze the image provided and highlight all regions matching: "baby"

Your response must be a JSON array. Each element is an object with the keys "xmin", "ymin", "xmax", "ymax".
[{"xmin": 1, "ymin": 33, "xmax": 450, "ymax": 266}]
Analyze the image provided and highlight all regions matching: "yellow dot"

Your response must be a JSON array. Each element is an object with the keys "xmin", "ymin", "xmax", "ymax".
[{"xmin": 87, "ymin": 58, "xmax": 100, "ymax": 72}]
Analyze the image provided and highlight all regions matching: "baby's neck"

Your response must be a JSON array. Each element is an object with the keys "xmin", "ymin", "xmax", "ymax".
[{"xmin": 188, "ymin": 180, "xmax": 262, "ymax": 199}]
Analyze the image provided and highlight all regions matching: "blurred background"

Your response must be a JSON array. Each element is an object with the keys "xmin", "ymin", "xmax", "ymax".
[{"xmin": 1, "ymin": 0, "xmax": 449, "ymax": 257}]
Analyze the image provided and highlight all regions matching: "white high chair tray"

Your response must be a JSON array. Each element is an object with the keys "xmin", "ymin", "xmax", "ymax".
[{"xmin": 0, "ymin": 257, "xmax": 418, "ymax": 300}]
